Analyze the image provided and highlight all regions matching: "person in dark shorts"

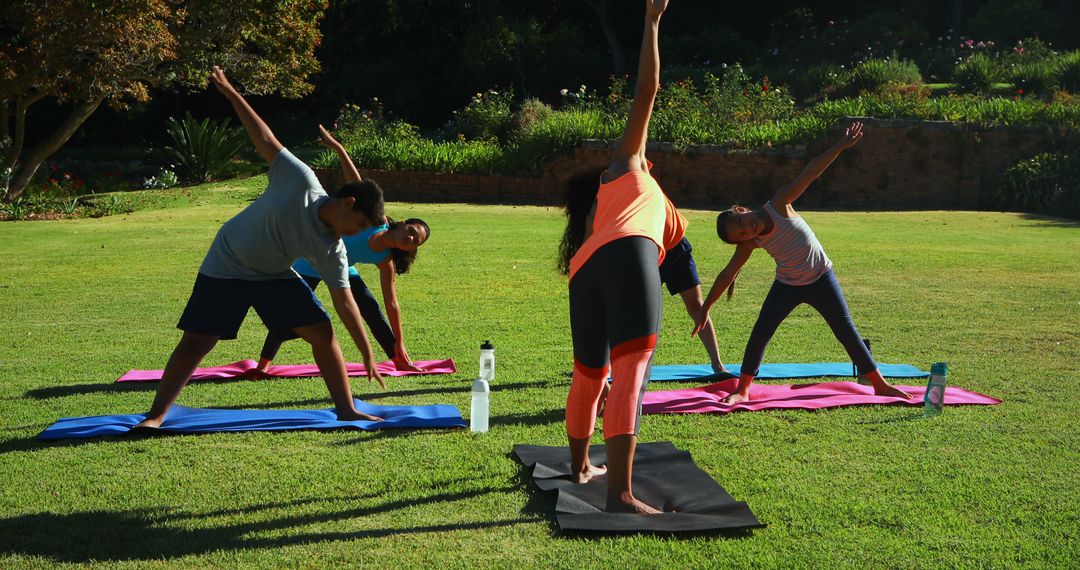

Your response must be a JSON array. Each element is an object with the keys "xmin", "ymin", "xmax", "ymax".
[
  {"xmin": 135, "ymin": 67, "xmax": 388, "ymax": 428},
  {"xmin": 658, "ymin": 236, "xmax": 728, "ymax": 374}
]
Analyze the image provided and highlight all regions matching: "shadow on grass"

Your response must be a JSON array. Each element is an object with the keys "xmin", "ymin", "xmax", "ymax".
[
  {"xmin": 1017, "ymin": 212, "xmax": 1080, "ymax": 228},
  {"xmin": 24, "ymin": 382, "xmax": 158, "ymax": 399},
  {"xmin": 0, "ymin": 485, "xmax": 531, "ymax": 562},
  {"xmin": 0, "ymin": 427, "xmax": 172, "ymax": 455},
  {"xmin": 855, "ymin": 410, "xmax": 926, "ymax": 424},
  {"xmin": 490, "ymin": 408, "xmax": 565, "ymax": 428}
]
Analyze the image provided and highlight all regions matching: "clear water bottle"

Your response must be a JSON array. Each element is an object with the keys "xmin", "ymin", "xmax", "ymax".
[
  {"xmin": 479, "ymin": 340, "xmax": 495, "ymax": 382},
  {"xmin": 470, "ymin": 378, "xmax": 490, "ymax": 432},
  {"xmin": 924, "ymin": 362, "xmax": 948, "ymax": 417}
]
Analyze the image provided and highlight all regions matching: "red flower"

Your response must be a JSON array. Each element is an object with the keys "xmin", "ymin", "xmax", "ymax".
[{"xmin": 1017, "ymin": 88, "xmax": 1024, "ymax": 95}]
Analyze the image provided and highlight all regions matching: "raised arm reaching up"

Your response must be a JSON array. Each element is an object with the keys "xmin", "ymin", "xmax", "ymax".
[
  {"xmin": 606, "ymin": 0, "xmax": 668, "ymax": 180},
  {"xmin": 318, "ymin": 124, "xmax": 362, "ymax": 184},
  {"xmin": 772, "ymin": 121, "xmax": 863, "ymax": 208},
  {"xmin": 210, "ymin": 66, "xmax": 283, "ymax": 165}
]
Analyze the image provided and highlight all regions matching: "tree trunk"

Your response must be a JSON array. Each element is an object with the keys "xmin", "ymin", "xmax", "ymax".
[
  {"xmin": 952, "ymin": 0, "xmax": 964, "ymax": 38},
  {"xmin": 585, "ymin": 0, "xmax": 629, "ymax": 76},
  {"xmin": 4, "ymin": 99, "xmax": 102, "ymax": 203}
]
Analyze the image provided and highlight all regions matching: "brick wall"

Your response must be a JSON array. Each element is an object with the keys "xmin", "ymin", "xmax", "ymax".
[{"xmin": 315, "ymin": 118, "xmax": 1067, "ymax": 210}]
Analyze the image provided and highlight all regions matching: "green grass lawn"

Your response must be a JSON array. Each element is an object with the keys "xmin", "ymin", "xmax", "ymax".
[{"xmin": 1, "ymin": 177, "xmax": 1078, "ymax": 568}]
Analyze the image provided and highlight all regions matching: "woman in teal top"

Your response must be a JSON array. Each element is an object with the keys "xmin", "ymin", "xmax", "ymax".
[{"xmin": 257, "ymin": 126, "xmax": 431, "ymax": 372}]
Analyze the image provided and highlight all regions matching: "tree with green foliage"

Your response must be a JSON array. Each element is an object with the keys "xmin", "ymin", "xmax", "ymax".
[{"xmin": 0, "ymin": 0, "xmax": 327, "ymax": 202}]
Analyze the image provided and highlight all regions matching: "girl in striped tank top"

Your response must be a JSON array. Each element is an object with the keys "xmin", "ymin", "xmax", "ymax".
[{"xmin": 693, "ymin": 122, "xmax": 912, "ymax": 404}]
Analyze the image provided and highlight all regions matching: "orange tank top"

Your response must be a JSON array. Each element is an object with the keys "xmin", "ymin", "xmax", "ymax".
[{"xmin": 568, "ymin": 168, "xmax": 687, "ymax": 280}]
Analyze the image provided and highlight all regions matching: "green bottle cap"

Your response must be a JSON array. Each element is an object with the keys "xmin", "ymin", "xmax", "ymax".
[{"xmin": 931, "ymin": 362, "xmax": 949, "ymax": 375}]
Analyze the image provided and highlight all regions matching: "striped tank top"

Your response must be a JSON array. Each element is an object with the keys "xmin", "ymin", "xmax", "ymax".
[{"xmin": 755, "ymin": 201, "xmax": 832, "ymax": 286}]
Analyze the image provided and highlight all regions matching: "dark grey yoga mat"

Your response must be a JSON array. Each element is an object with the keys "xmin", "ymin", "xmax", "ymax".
[{"xmin": 513, "ymin": 441, "xmax": 764, "ymax": 534}]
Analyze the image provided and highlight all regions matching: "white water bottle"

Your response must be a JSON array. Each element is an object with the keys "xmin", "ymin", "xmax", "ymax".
[
  {"xmin": 470, "ymin": 378, "xmax": 490, "ymax": 432},
  {"xmin": 479, "ymin": 340, "xmax": 495, "ymax": 382}
]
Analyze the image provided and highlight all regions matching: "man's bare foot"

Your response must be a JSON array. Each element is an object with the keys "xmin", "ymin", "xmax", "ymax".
[
  {"xmin": 872, "ymin": 382, "xmax": 913, "ymax": 400},
  {"xmin": 721, "ymin": 391, "xmax": 750, "ymax": 405},
  {"xmin": 134, "ymin": 415, "xmax": 164, "ymax": 429},
  {"xmin": 337, "ymin": 410, "xmax": 383, "ymax": 422},
  {"xmin": 572, "ymin": 462, "xmax": 607, "ymax": 484},
  {"xmin": 607, "ymin": 492, "xmax": 661, "ymax": 514}
]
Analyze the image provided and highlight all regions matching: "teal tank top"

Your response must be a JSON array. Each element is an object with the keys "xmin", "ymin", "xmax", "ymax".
[{"xmin": 294, "ymin": 224, "xmax": 391, "ymax": 279}]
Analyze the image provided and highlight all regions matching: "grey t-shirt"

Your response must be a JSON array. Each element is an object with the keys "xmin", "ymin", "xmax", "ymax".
[{"xmin": 198, "ymin": 149, "xmax": 350, "ymax": 289}]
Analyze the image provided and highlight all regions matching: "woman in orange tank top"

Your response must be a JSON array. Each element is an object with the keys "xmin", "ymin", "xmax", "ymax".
[{"xmin": 554, "ymin": 0, "xmax": 673, "ymax": 515}]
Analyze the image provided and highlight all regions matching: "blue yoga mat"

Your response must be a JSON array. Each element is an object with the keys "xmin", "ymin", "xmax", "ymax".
[
  {"xmin": 39, "ymin": 399, "xmax": 465, "ymax": 440},
  {"xmin": 649, "ymin": 362, "xmax": 929, "ymax": 382}
]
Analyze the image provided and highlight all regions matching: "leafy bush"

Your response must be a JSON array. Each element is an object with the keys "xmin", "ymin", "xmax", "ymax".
[
  {"xmin": 1010, "ymin": 60, "xmax": 1060, "ymax": 96},
  {"xmin": 953, "ymin": 53, "xmax": 1003, "ymax": 94},
  {"xmin": 164, "ymin": 113, "xmax": 247, "ymax": 184},
  {"xmin": 995, "ymin": 152, "xmax": 1080, "ymax": 218},
  {"xmin": 443, "ymin": 89, "xmax": 513, "ymax": 143},
  {"xmin": 787, "ymin": 64, "xmax": 847, "ymax": 102},
  {"xmin": 508, "ymin": 98, "xmax": 554, "ymax": 139},
  {"xmin": 1058, "ymin": 51, "xmax": 1080, "ymax": 93},
  {"xmin": 838, "ymin": 58, "xmax": 923, "ymax": 98},
  {"xmin": 504, "ymin": 108, "xmax": 620, "ymax": 172}
]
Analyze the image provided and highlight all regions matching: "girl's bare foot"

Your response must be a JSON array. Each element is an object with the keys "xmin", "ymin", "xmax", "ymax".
[
  {"xmin": 134, "ymin": 415, "xmax": 164, "ymax": 429},
  {"xmin": 337, "ymin": 410, "xmax": 383, "ymax": 422},
  {"xmin": 872, "ymin": 382, "xmax": 913, "ymax": 400},
  {"xmin": 607, "ymin": 492, "xmax": 661, "ymax": 514},
  {"xmin": 721, "ymin": 391, "xmax": 750, "ymax": 405},
  {"xmin": 572, "ymin": 462, "xmax": 607, "ymax": 484}
]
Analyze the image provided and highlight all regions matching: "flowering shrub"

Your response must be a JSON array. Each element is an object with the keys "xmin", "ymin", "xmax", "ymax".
[
  {"xmin": 443, "ymin": 89, "xmax": 513, "ymax": 143},
  {"xmin": 143, "ymin": 168, "xmax": 179, "ymax": 189},
  {"xmin": 837, "ymin": 58, "xmax": 923, "ymax": 98}
]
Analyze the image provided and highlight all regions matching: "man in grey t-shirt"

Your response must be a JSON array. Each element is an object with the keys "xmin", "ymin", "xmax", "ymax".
[{"xmin": 137, "ymin": 67, "xmax": 388, "ymax": 428}]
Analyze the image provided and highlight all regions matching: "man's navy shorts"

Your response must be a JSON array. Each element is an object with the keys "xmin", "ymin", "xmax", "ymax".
[{"xmin": 177, "ymin": 273, "xmax": 330, "ymax": 340}]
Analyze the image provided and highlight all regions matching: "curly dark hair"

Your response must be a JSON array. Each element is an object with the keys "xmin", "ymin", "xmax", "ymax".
[{"xmin": 557, "ymin": 167, "xmax": 606, "ymax": 275}]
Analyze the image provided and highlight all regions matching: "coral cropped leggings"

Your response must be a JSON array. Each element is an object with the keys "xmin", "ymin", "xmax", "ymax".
[{"xmin": 566, "ymin": 237, "xmax": 661, "ymax": 440}]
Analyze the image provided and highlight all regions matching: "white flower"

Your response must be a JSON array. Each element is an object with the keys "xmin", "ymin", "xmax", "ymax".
[{"xmin": 560, "ymin": 89, "xmax": 568, "ymax": 96}]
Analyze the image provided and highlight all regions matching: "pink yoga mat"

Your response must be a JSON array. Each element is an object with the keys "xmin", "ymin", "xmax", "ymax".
[
  {"xmin": 641, "ymin": 379, "xmax": 1001, "ymax": 415},
  {"xmin": 116, "ymin": 358, "xmax": 457, "ymax": 383}
]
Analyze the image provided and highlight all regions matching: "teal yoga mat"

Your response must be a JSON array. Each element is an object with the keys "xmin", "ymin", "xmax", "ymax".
[
  {"xmin": 39, "ymin": 399, "xmax": 465, "ymax": 440},
  {"xmin": 649, "ymin": 363, "xmax": 929, "ymax": 382}
]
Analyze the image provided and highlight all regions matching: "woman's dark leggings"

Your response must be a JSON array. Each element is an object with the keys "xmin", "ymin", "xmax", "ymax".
[
  {"xmin": 260, "ymin": 274, "xmax": 396, "ymax": 361},
  {"xmin": 566, "ymin": 237, "xmax": 661, "ymax": 440},
  {"xmin": 742, "ymin": 269, "xmax": 877, "ymax": 376}
]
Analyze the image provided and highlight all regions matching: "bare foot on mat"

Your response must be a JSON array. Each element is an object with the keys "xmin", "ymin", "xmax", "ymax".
[
  {"xmin": 872, "ymin": 382, "xmax": 913, "ymax": 400},
  {"xmin": 607, "ymin": 493, "xmax": 662, "ymax": 514},
  {"xmin": 572, "ymin": 462, "xmax": 608, "ymax": 484},
  {"xmin": 721, "ymin": 392, "xmax": 750, "ymax": 405},
  {"xmin": 337, "ymin": 410, "xmax": 383, "ymax": 422}
]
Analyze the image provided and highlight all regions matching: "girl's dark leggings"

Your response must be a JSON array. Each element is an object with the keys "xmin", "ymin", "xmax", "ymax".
[
  {"xmin": 260, "ymin": 274, "xmax": 396, "ymax": 361},
  {"xmin": 566, "ymin": 236, "xmax": 661, "ymax": 439},
  {"xmin": 741, "ymin": 269, "xmax": 876, "ymax": 376}
]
